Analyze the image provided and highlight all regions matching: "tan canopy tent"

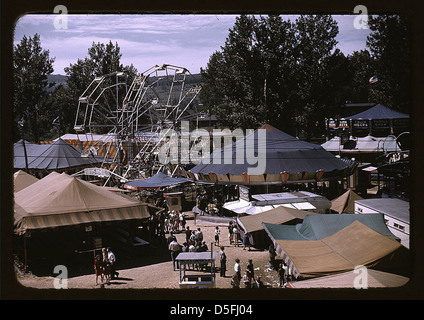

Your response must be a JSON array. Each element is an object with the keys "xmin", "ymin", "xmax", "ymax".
[
  {"xmin": 13, "ymin": 170, "xmax": 39, "ymax": 192},
  {"xmin": 14, "ymin": 172, "xmax": 153, "ymax": 235},
  {"xmin": 289, "ymin": 269, "xmax": 409, "ymax": 288},
  {"xmin": 270, "ymin": 220, "xmax": 407, "ymax": 279},
  {"xmin": 330, "ymin": 189, "xmax": 363, "ymax": 213},
  {"xmin": 237, "ymin": 206, "xmax": 314, "ymax": 248}
]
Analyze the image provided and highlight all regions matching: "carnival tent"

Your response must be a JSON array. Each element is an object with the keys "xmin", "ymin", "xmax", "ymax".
[
  {"xmin": 330, "ymin": 189, "xmax": 363, "ymax": 213},
  {"xmin": 264, "ymin": 220, "xmax": 406, "ymax": 279},
  {"xmin": 14, "ymin": 172, "xmax": 153, "ymax": 235},
  {"xmin": 14, "ymin": 138, "xmax": 103, "ymax": 171},
  {"xmin": 263, "ymin": 213, "xmax": 399, "ymax": 242},
  {"xmin": 123, "ymin": 172, "xmax": 192, "ymax": 190},
  {"xmin": 189, "ymin": 124, "xmax": 350, "ymax": 185},
  {"xmin": 14, "ymin": 140, "xmax": 50, "ymax": 169},
  {"xmin": 288, "ymin": 269, "xmax": 409, "ymax": 288},
  {"xmin": 13, "ymin": 170, "xmax": 39, "ymax": 192},
  {"xmin": 236, "ymin": 206, "xmax": 314, "ymax": 248},
  {"xmin": 345, "ymin": 104, "xmax": 409, "ymax": 120},
  {"xmin": 321, "ymin": 135, "xmax": 400, "ymax": 153}
]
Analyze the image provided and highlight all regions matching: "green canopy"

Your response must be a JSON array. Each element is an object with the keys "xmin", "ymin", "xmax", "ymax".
[{"xmin": 263, "ymin": 213, "xmax": 400, "ymax": 242}]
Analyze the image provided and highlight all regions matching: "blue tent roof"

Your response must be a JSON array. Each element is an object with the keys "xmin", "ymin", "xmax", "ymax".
[
  {"xmin": 345, "ymin": 104, "xmax": 409, "ymax": 120},
  {"xmin": 190, "ymin": 124, "xmax": 348, "ymax": 176},
  {"xmin": 123, "ymin": 172, "xmax": 192, "ymax": 190},
  {"xmin": 263, "ymin": 213, "xmax": 400, "ymax": 241},
  {"xmin": 14, "ymin": 139, "xmax": 103, "ymax": 170}
]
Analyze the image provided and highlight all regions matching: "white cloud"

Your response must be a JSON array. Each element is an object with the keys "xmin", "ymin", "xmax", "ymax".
[{"xmin": 14, "ymin": 14, "xmax": 369, "ymax": 74}]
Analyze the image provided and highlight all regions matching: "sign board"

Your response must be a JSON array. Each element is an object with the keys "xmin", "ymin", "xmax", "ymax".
[
  {"xmin": 239, "ymin": 186, "xmax": 250, "ymax": 201},
  {"xmin": 164, "ymin": 192, "xmax": 183, "ymax": 211},
  {"xmin": 84, "ymin": 168, "xmax": 111, "ymax": 178},
  {"xmin": 353, "ymin": 120, "xmax": 369, "ymax": 128}
]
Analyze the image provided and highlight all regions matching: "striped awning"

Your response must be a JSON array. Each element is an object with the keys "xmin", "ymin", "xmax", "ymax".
[
  {"xmin": 272, "ymin": 240, "xmax": 301, "ymax": 279},
  {"xmin": 15, "ymin": 205, "xmax": 150, "ymax": 235}
]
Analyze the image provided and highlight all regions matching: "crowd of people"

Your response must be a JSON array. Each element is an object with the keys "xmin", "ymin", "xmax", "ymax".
[
  {"xmin": 92, "ymin": 193, "xmax": 292, "ymax": 288},
  {"xmin": 167, "ymin": 226, "xmax": 211, "ymax": 271}
]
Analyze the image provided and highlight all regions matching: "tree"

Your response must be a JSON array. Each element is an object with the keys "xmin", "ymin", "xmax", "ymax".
[
  {"xmin": 201, "ymin": 15, "xmax": 340, "ymax": 139},
  {"xmin": 50, "ymin": 41, "xmax": 138, "ymax": 135},
  {"xmin": 13, "ymin": 34, "xmax": 55, "ymax": 142},
  {"xmin": 348, "ymin": 49, "xmax": 375, "ymax": 103},
  {"xmin": 366, "ymin": 15, "xmax": 411, "ymax": 114},
  {"xmin": 292, "ymin": 15, "xmax": 339, "ymax": 139}
]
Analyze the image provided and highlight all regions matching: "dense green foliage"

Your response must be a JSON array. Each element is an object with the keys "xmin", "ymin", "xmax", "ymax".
[{"xmin": 200, "ymin": 14, "xmax": 411, "ymax": 139}]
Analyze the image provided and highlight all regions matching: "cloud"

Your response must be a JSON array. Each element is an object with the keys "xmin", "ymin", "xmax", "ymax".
[{"xmin": 14, "ymin": 14, "xmax": 369, "ymax": 74}]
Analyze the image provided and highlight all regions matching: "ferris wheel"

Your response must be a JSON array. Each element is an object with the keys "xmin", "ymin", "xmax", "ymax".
[{"xmin": 73, "ymin": 64, "xmax": 202, "ymax": 180}]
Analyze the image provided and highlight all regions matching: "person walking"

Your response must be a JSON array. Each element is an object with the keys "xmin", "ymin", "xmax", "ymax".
[
  {"xmin": 228, "ymin": 221, "xmax": 234, "ymax": 244},
  {"xmin": 268, "ymin": 243, "xmax": 277, "ymax": 270},
  {"xmin": 219, "ymin": 246, "xmax": 227, "ymax": 277},
  {"xmin": 102, "ymin": 250, "xmax": 111, "ymax": 285},
  {"xmin": 169, "ymin": 238, "xmax": 181, "ymax": 271},
  {"xmin": 94, "ymin": 254, "xmax": 103, "ymax": 285},
  {"xmin": 246, "ymin": 259, "xmax": 254, "ymax": 282},
  {"xmin": 195, "ymin": 228, "xmax": 203, "ymax": 243},
  {"xmin": 214, "ymin": 226, "xmax": 220, "ymax": 246},
  {"xmin": 233, "ymin": 225, "xmax": 239, "ymax": 247},
  {"xmin": 234, "ymin": 258, "xmax": 241, "ymax": 281},
  {"xmin": 107, "ymin": 247, "xmax": 119, "ymax": 280},
  {"xmin": 242, "ymin": 232, "xmax": 251, "ymax": 250},
  {"xmin": 278, "ymin": 262, "xmax": 288, "ymax": 287},
  {"xmin": 185, "ymin": 226, "xmax": 191, "ymax": 244}
]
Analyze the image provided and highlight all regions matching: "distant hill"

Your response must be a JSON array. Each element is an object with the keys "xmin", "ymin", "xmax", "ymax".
[
  {"xmin": 47, "ymin": 74, "xmax": 68, "ymax": 90},
  {"xmin": 47, "ymin": 73, "xmax": 203, "ymax": 89}
]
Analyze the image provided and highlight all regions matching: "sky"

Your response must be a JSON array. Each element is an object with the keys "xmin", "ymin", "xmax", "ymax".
[{"xmin": 14, "ymin": 14, "xmax": 371, "ymax": 75}]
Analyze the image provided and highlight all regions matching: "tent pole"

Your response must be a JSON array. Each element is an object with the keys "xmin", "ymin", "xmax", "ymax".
[{"xmin": 23, "ymin": 235, "xmax": 27, "ymax": 273}]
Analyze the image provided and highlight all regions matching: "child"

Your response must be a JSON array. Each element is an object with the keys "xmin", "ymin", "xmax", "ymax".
[
  {"xmin": 214, "ymin": 226, "xmax": 220, "ymax": 246},
  {"xmin": 94, "ymin": 254, "xmax": 103, "ymax": 285}
]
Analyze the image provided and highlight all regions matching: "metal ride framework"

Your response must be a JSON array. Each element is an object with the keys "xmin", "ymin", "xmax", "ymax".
[{"xmin": 73, "ymin": 64, "xmax": 202, "ymax": 184}]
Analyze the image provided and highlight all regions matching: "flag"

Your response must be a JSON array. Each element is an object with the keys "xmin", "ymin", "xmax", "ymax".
[
  {"xmin": 369, "ymin": 75, "xmax": 378, "ymax": 84},
  {"xmin": 52, "ymin": 116, "xmax": 60, "ymax": 126},
  {"xmin": 18, "ymin": 117, "xmax": 25, "ymax": 127}
]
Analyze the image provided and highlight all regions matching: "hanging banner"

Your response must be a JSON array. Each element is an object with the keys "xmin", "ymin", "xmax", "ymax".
[
  {"xmin": 372, "ymin": 119, "xmax": 389, "ymax": 128},
  {"xmin": 239, "ymin": 185, "xmax": 250, "ymax": 201},
  {"xmin": 353, "ymin": 120, "xmax": 369, "ymax": 128}
]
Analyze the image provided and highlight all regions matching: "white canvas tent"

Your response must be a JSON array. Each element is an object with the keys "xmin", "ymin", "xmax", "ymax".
[
  {"xmin": 13, "ymin": 170, "xmax": 39, "ymax": 192},
  {"xmin": 14, "ymin": 172, "xmax": 153, "ymax": 235},
  {"xmin": 289, "ymin": 269, "xmax": 409, "ymax": 288}
]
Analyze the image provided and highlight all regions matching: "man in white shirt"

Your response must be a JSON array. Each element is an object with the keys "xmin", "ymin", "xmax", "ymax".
[
  {"xmin": 169, "ymin": 239, "xmax": 181, "ymax": 271},
  {"xmin": 107, "ymin": 248, "xmax": 119, "ymax": 279}
]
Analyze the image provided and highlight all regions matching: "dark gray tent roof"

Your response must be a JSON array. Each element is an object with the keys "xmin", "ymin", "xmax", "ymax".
[
  {"xmin": 123, "ymin": 172, "xmax": 192, "ymax": 190},
  {"xmin": 345, "ymin": 104, "xmax": 409, "ymax": 120},
  {"xmin": 190, "ymin": 124, "xmax": 348, "ymax": 175},
  {"xmin": 14, "ymin": 138, "xmax": 103, "ymax": 170}
]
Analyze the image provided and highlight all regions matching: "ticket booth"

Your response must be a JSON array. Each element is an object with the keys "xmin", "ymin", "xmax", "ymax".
[{"xmin": 164, "ymin": 192, "xmax": 183, "ymax": 211}]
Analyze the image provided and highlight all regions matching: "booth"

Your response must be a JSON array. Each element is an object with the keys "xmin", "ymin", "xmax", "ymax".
[
  {"xmin": 176, "ymin": 251, "xmax": 217, "ymax": 289},
  {"xmin": 164, "ymin": 192, "xmax": 184, "ymax": 211}
]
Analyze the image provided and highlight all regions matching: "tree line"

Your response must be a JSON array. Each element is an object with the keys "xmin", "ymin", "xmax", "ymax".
[
  {"xmin": 13, "ymin": 14, "xmax": 411, "ymax": 143},
  {"xmin": 200, "ymin": 14, "xmax": 411, "ymax": 139}
]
